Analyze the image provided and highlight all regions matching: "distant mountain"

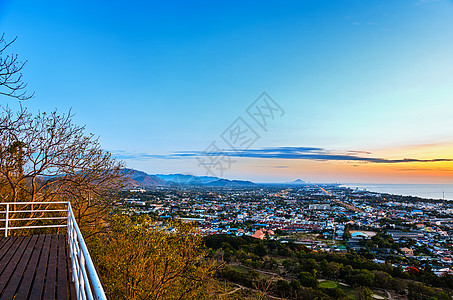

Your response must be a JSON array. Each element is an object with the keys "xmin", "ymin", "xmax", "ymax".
[
  {"xmin": 122, "ymin": 169, "xmax": 256, "ymax": 188},
  {"xmin": 208, "ymin": 179, "xmax": 255, "ymax": 187},
  {"xmin": 155, "ymin": 174, "xmax": 220, "ymax": 185},
  {"xmin": 288, "ymin": 179, "xmax": 306, "ymax": 184},
  {"xmin": 158, "ymin": 175, "xmax": 255, "ymax": 187},
  {"xmin": 122, "ymin": 169, "xmax": 168, "ymax": 187}
]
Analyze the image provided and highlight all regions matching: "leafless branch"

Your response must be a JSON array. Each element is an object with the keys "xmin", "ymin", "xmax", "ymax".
[
  {"xmin": 0, "ymin": 106, "xmax": 126, "ymax": 233},
  {"xmin": 0, "ymin": 34, "xmax": 34, "ymax": 101}
]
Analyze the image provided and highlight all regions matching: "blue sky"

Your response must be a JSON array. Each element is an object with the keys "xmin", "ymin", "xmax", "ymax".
[{"xmin": 1, "ymin": 0, "xmax": 453, "ymax": 182}]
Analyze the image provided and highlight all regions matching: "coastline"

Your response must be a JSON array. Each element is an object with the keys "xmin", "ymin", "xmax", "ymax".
[{"xmin": 341, "ymin": 183, "xmax": 453, "ymax": 200}]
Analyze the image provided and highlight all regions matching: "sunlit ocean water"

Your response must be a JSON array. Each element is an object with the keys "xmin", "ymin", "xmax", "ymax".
[{"xmin": 341, "ymin": 184, "xmax": 453, "ymax": 200}]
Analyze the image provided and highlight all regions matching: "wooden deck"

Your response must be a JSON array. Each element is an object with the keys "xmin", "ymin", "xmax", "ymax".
[{"xmin": 0, "ymin": 234, "xmax": 76, "ymax": 299}]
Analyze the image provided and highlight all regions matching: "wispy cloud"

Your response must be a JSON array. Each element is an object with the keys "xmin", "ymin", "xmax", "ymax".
[
  {"xmin": 397, "ymin": 168, "xmax": 453, "ymax": 172},
  {"xmin": 111, "ymin": 147, "xmax": 453, "ymax": 164},
  {"xmin": 256, "ymin": 165, "xmax": 290, "ymax": 169},
  {"xmin": 111, "ymin": 150, "xmax": 184, "ymax": 160},
  {"xmin": 345, "ymin": 16, "xmax": 378, "ymax": 27}
]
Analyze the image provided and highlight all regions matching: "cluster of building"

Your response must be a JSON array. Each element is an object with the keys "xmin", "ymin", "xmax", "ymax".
[{"xmin": 119, "ymin": 184, "xmax": 453, "ymax": 275}]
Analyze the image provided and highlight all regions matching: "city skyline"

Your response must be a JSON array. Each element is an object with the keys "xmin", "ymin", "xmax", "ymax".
[{"xmin": 1, "ymin": 0, "xmax": 453, "ymax": 183}]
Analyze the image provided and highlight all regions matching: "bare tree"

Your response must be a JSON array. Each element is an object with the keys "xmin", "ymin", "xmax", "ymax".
[
  {"xmin": 253, "ymin": 276, "xmax": 275, "ymax": 300},
  {"xmin": 0, "ymin": 34, "xmax": 34, "ymax": 100},
  {"xmin": 92, "ymin": 215, "xmax": 217, "ymax": 300},
  {"xmin": 0, "ymin": 106, "xmax": 125, "ymax": 232}
]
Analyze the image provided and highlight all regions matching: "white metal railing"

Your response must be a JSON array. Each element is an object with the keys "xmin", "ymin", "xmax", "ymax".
[
  {"xmin": 0, "ymin": 201, "xmax": 68, "ymax": 237},
  {"xmin": 0, "ymin": 202, "xmax": 107, "ymax": 300}
]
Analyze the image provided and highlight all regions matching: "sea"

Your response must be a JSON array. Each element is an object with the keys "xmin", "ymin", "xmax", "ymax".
[{"xmin": 341, "ymin": 183, "xmax": 453, "ymax": 200}]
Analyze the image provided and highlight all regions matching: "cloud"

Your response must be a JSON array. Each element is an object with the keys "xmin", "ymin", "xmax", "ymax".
[
  {"xmin": 111, "ymin": 150, "xmax": 183, "ymax": 160},
  {"xmin": 256, "ymin": 165, "xmax": 290, "ymax": 169},
  {"xmin": 397, "ymin": 168, "xmax": 453, "ymax": 172},
  {"xmin": 111, "ymin": 147, "xmax": 453, "ymax": 164},
  {"xmin": 207, "ymin": 147, "xmax": 452, "ymax": 163}
]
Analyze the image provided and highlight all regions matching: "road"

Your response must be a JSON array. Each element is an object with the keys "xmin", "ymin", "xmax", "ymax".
[{"xmin": 317, "ymin": 186, "xmax": 364, "ymax": 213}]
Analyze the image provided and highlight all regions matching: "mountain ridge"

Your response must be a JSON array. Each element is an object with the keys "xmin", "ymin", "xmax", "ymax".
[{"xmin": 123, "ymin": 169, "xmax": 255, "ymax": 188}]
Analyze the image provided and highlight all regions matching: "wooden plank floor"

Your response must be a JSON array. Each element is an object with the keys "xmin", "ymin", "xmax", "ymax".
[{"xmin": 0, "ymin": 234, "xmax": 75, "ymax": 299}]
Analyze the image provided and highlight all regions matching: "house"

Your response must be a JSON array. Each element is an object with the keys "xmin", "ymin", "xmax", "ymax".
[
  {"xmin": 401, "ymin": 247, "xmax": 414, "ymax": 257},
  {"xmin": 388, "ymin": 230, "xmax": 424, "ymax": 240},
  {"xmin": 309, "ymin": 204, "xmax": 331, "ymax": 210},
  {"xmin": 252, "ymin": 229, "xmax": 265, "ymax": 240},
  {"xmin": 440, "ymin": 257, "xmax": 452, "ymax": 264}
]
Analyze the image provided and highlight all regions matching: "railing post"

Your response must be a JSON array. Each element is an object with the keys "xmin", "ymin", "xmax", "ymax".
[
  {"xmin": 79, "ymin": 249, "xmax": 85, "ymax": 298},
  {"xmin": 5, "ymin": 203, "xmax": 9, "ymax": 237},
  {"xmin": 67, "ymin": 203, "xmax": 71, "ymax": 246}
]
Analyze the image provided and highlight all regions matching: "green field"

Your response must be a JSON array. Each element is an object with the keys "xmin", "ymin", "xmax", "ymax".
[
  {"xmin": 319, "ymin": 280, "xmax": 339, "ymax": 289},
  {"xmin": 318, "ymin": 280, "xmax": 359, "ymax": 299}
]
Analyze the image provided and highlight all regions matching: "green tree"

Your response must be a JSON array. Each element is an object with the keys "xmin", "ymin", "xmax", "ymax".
[
  {"xmin": 320, "ymin": 259, "xmax": 333, "ymax": 278},
  {"xmin": 358, "ymin": 286, "xmax": 374, "ymax": 300},
  {"xmin": 298, "ymin": 271, "xmax": 318, "ymax": 288},
  {"xmin": 343, "ymin": 224, "xmax": 352, "ymax": 240},
  {"xmin": 373, "ymin": 270, "xmax": 393, "ymax": 288}
]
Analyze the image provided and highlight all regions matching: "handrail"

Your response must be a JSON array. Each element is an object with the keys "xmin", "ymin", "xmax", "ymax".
[
  {"xmin": 0, "ymin": 202, "xmax": 68, "ymax": 237},
  {"xmin": 0, "ymin": 202, "xmax": 107, "ymax": 300},
  {"xmin": 67, "ymin": 202, "xmax": 107, "ymax": 300}
]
